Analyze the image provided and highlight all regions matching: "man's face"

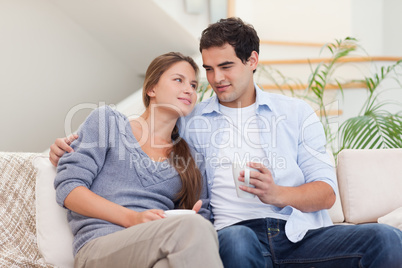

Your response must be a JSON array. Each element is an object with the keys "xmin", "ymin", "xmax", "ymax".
[{"xmin": 201, "ymin": 43, "xmax": 258, "ymax": 108}]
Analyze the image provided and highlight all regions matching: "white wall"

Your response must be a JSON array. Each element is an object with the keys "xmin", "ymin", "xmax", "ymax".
[
  {"xmin": 0, "ymin": 0, "xmax": 138, "ymax": 152},
  {"xmin": 351, "ymin": 0, "xmax": 384, "ymax": 55},
  {"xmin": 236, "ymin": 0, "xmax": 352, "ymax": 43},
  {"xmin": 383, "ymin": 0, "xmax": 402, "ymax": 56}
]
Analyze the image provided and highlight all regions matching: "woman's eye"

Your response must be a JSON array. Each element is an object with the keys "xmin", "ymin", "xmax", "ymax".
[
  {"xmin": 175, "ymin": 78, "xmax": 182, "ymax": 82},
  {"xmin": 191, "ymin": 84, "xmax": 197, "ymax": 89}
]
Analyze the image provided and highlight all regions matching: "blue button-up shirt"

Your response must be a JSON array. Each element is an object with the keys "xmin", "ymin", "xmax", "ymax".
[{"xmin": 179, "ymin": 84, "xmax": 337, "ymax": 242}]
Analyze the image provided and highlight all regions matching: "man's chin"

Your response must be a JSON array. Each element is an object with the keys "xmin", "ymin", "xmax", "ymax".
[{"xmin": 217, "ymin": 93, "xmax": 236, "ymax": 103}]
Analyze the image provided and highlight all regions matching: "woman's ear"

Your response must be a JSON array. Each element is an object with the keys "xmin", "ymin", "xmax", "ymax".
[{"xmin": 147, "ymin": 87, "xmax": 156, "ymax": 98}]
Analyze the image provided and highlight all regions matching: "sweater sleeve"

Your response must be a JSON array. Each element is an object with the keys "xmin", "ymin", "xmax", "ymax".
[
  {"xmin": 191, "ymin": 147, "xmax": 211, "ymax": 220},
  {"xmin": 54, "ymin": 106, "xmax": 114, "ymax": 208}
]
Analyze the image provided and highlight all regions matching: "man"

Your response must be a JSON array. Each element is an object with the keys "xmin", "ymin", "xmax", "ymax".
[{"xmin": 51, "ymin": 17, "xmax": 402, "ymax": 267}]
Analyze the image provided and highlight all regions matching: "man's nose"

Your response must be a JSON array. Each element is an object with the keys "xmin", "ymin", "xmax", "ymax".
[{"xmin": 214, "ymin": 70, "xmax": 224, "ymax": 83}]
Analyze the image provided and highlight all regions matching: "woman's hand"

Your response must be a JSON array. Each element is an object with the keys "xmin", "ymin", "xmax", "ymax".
[
  {"xmin": 126, "ymin": 209, "xmax": 166, "ymax": 227},
  {"xmin": 192, "ymin": 200, "xmax": 203, "ymax": 213}
]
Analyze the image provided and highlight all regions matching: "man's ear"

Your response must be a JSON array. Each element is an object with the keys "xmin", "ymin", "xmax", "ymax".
[{"xmin": 248, "ymin": 51, "xmax": 259, "ymax": 71}]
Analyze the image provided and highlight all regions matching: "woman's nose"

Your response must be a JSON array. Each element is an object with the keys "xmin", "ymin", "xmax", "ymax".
[{"xmin": 183, "ymin": 85, "xmax": 193, "ymax": 95}]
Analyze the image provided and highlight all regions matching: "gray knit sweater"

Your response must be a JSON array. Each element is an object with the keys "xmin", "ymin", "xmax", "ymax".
[{"xmin": 54, "ymin": 106, "xmax": 210, "ymax": 256}]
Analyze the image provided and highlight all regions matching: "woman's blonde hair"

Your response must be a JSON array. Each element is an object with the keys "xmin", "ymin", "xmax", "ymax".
[{"xmin": 142, "ymin": 52, "xmax": 202, "ymax": 209}]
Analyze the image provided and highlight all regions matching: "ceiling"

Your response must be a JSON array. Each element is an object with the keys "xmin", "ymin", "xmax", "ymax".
[{"xmin": 53, "ymin": 0, "xmax": 200, "ymax": 75}]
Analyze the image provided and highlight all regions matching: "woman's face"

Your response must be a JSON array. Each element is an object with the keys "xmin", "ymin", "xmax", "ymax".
[{"xmin": 148, "ymin": 61, "xmax": 198, "ymax": 117}]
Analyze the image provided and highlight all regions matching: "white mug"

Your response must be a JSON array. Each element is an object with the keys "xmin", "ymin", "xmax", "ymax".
[
  {"xmin": 232, "ymin": 162, "xmax": 258, "ymax": 198},
  {"xmin": 164, "ymin": 209, "xmax": 196, "ymax": 217}
]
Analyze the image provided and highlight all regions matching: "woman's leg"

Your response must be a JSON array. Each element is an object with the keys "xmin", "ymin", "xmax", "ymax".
[
  {"xmin": 153, "ymin": 258, "xmax": 168, "ymax": 268},
  {"xmin": 75, "ymin": 214, "xmax": 222, "ymax": 268}
]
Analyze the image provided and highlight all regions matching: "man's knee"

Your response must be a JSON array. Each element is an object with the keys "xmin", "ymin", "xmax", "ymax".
[
  {"xmin": 218, "ymin": 225, "xmax": 266, "ymax": 268},
  {"xmin": 373, "ymin": 224, "xmax": 402, "ymax": 261},
  {"xmin": 352, "ymin": 223, "xmax": 402, "ymax": 267},
  {"xmin": 218, "ymin": 225, "xmax": 259, "ymax": 253}
]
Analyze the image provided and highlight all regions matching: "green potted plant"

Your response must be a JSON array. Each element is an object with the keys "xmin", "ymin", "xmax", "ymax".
[{"xmin": 305, "ymin": 37, "xmax": 402, "ymax": 155}]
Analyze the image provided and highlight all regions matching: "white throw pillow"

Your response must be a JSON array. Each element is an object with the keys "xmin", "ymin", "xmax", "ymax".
[
  {"xmin": 337, "ymin": 148, "xmax": 402, "ymax": 224},
  {"xmin": 33, "ymin": 155, "xmax": 74, "ymax": 268},
  {"xmin": 378, "ymin": 207, "xmax": 402, "ymax": 231}
]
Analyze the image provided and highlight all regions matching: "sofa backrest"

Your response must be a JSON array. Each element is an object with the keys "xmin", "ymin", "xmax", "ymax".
[{"xmin": 326, "ymin": 150, "xmax": 344, "ymax": 223}]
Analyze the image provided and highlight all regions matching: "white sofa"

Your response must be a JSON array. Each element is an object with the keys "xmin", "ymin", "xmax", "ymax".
[{"xmin": 1, "ymin": 149, "xmax": 402, "ymax": 267}]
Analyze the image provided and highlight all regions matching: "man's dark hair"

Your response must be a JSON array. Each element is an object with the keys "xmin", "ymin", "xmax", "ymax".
[{"xmin": 199, "ymin": 17, "xmax": 260, "ymax": 64}]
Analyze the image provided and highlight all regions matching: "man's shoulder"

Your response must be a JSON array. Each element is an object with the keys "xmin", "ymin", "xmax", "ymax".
[
  {"xmin": 260, "ymin": 91, "xmax": 309, "ymax": 110},
  {"xmin": 261, "ymin": 90, "xmax": 298, "ymax": 102}
]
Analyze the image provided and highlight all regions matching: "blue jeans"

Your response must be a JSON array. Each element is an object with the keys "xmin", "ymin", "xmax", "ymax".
[{"xmin": 218, "ymin": 218, "xmax": 402, "ymax": 268}]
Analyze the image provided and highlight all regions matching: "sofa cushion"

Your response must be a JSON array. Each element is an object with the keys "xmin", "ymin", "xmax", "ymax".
[
  {"xmin": 378, "ymin": 207, "xmax": 402, "ymax": 231},
  {"xmin": 0, "ymin": 152, "xmax": 50, "ymax": 267},
  {"xmin": 34, "ymin": 155, "xmax": 74, "ymax": 268},
  {"xmin": 337, "ymin": 148, "xmax": 402, "ymax": 224}
]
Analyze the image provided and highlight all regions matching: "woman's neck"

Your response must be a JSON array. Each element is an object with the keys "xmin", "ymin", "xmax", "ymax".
[{"xmin": 140, "ymin": 108, "xmax": 178, "ymax": 146}]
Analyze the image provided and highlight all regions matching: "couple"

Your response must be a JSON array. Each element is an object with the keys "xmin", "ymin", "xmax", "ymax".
[{"xmin": 51, "ymin": 18, "xmax": 402, "ymax": 268}]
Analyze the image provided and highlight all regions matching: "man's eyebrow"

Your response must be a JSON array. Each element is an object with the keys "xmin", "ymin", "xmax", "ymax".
[
  {"xmin": 202, "ymin": 61, "xmax": 234, "ymax": 69},
  {"xmin": 218, "ymin": 61, "xmax": 234, "ymax": 67}
]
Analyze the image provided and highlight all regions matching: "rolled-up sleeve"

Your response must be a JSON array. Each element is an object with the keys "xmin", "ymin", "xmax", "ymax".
[{"xmin": 297, "ymin": 101, "xmax": 337, "ymax": 194}]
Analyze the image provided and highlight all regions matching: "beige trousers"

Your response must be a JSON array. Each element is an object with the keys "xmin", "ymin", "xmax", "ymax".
[{"xmin": 74, "ymin": 214, "xmax": 223, "ymax": 268}]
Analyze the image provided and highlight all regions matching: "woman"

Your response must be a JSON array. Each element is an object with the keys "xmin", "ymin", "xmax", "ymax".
[{"xmin": 54, "ymin": 52, "xmax": 222, "ymax": 268}]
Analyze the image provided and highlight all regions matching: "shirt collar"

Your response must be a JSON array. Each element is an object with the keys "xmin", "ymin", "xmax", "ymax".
[
  {"xmin": 254, "ymin": 83, "xmax": 273, "ymax": 113},
  {"xmin": 200, "ymin": 83, "xmax": 273, "ymax": 116},
  {"xmin": 200, "ymin": 94, "xmax": 220, "ymax": 115}
]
